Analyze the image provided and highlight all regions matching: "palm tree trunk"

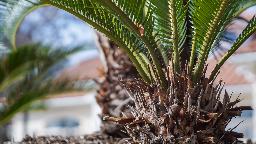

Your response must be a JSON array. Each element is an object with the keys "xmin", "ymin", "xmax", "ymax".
[
  {"xmin": 96, "ymin": 33, "xmax": 136, "ymax": 138},
  {"xmin": 23, "ymin": 111, "xmax": 29, "ymax": 136}
]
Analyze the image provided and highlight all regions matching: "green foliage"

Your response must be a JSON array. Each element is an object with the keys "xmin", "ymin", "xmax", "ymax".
[
  {"xmin": 0, "ymin": 45, "xmax": 80, "ymax": 125},
  {"xmin": 151, "ymin": 0, "xmax": 187, "ymax": 72},
  {"xmin": 0, "ymin": 0, "xmax": 45, "ymax": 48},
  {"xmin": 1, "ymin": 0, "xmax": 256, "ymax": 88},
  {"xmin": 209, "ymin": 16, "xmax": 256, "ymax": 81},
  {"xmin": 190, "ymin": 0, "xmax": 251, "ymax": 82}
]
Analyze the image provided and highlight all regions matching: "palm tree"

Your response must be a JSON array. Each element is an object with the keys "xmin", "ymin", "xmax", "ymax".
[
  {"xmin": 0, "ymin": 44, "xmax": 80, "ymax": 141},
  {"xmin": 96, "ymin": 34, "xmax": 137, "ymax": 137},
  {"xmin": 1, "ymin": 0, "xmax": 256, "ymax": 143}
]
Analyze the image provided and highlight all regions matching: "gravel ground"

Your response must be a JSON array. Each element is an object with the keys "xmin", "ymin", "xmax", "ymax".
[
  {"xmin": 4, "ymin": 133, "xmax": 254, "ymax": 144},
  {"xmin": 4, "ymin": 133, "xmax": 132, "ymax": 144}
]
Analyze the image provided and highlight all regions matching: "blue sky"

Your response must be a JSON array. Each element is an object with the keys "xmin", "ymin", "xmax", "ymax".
[
  {"xmin": 20, "ymin": 6, "xmax": 97, "ymax": 49},
  {"xmin": 19, "ymin": 6, "xmax": 100, "ymax": 68}
]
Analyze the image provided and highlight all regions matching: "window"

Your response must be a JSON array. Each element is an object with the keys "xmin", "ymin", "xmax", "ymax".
[{"xmin": 46, "ymin": 117, "xmax": 80, "ymax": 136}]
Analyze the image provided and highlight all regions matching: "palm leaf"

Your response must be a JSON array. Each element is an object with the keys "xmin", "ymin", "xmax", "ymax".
[
  {"xmin": 0, "ymin": 81, "xmax": 76, "ymax": 125},
  {"xmin": 1, "ymin": 0, "xmax": 154, "ymax": 84},
  {"xmin": 0, "ymin": 45, "xmax": 80, "ymax": 90},
  {"xmin": 1, "ymin": 0, "xmax": 256, "ymax": 89},
  {"xmin": 0, "ymin": 62, "xmax": 34, "ymax": 91},
  {"xmin": 190, "ymin": 0, "xmax": 237, "ymax": 81},
  {"xmin": 188, "ymin": 0, "xmax": 256, "ymax": 71},
  {"xmin": 0, "ymin": 0, "xmax": 45, "ymax": 48},
  {"xmin": 87, "ymin": 0, "xmax": 167, "ymax": 87},
  {"xmin": 233, "ymin": 0, "xmax": 256, "ymax": 16},
  {"xmin": 0, "ymin": 44, "xmax": 82, "ymax": 125},
  {"xmin": 150, "ymin": 0, "xmax": 187, "ymax": 72},
  {"xmin": 209, "ymin": 17, "xmax": 256, "ymax": 81},
  {"xmin": 51, "ymin": 0, "xmax": 161, "ymax": 83}
]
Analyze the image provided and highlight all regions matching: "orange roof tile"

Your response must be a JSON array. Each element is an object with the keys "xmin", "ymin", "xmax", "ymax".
[
  {"xmin": 57, "ymin": 57, "xmax": 104, "ymax": 81},
  {"xmin": 236, "ymin": 41, "xmax": 256, "ymax": 53},
  {"xmin": 206, "ymin": 59, "xmax": 249, "ymax": 85}
]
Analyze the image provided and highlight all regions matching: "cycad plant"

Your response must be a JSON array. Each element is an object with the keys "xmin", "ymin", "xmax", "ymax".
[{"xmin": 1, "ymin": 0, "xmax": 256, "ymax": 143}]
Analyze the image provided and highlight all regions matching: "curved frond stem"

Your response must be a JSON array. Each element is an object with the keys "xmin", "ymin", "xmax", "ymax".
[
  {"xmin": 192, "ymin": 0, "xmax": 229, "ymax": 82},
  {"xmin": 169, "ymin": 0, "xmax": 181, "ymax": 73},
  {"xmin": 94, "ymin": 0, "xmax": 142, "ymax": 37},
  {"xmin": 0, "ymin": 62, "xmax": 33, "ymax": 91},
  {"xmin": 0, "ymin": 44, "xmax": 81, "ymax": 125},
  {"xmin": 151, "ymin": 0, "xmax": 187, "ymax": 74},
  {"xmin": 0, "ymin": 0, "xmax": 46, "ymax": 49},
  {"xmin": 92, "ymin": 0, "xmax": 168, "ymax": 89},
  {"xmin": 10, "ymin": 5, "xmax": 44, "ymax": 49},
  {"xmin": 188, "ymin": 30, "xmax": 196, "ymax": 73},
  {"xmin": 42, "ymin": 1, "xmax": 152, "ymax": 83},
  {"xmin": 209, "ymin": 17, "xmax": 256, "ymax": 81},
  {"xmin": 0, "ymin": 91, "xmax": 45, "ymax": 125},
  {"xmin": 233, "ymin": 0, "xmax": 256, "ymax": 17},
  {"xmin": 0, "ymin": 88, "xmax": 73, "ymax": 125}
]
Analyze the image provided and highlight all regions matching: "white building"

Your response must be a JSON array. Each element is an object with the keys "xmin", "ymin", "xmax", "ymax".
[
  {"xmin": 10, "ymin": 51, "xmax": 104, "ymax": 141},
  {"xmin": 11, "ymin": 92, "xmax": 101, "ymax": 141}
]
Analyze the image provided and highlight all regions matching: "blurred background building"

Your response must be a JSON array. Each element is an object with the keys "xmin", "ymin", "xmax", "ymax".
[{"xmin": 1, "ymin": 5, "xmax": 256, "ymax": 142}]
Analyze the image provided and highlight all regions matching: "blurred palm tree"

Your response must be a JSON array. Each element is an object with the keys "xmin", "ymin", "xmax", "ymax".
[
  {"xmin": 96, "ymin": 34, "xmax": 137, "ymax": 137},
  {"xmin": 0, "ymin": 44, "xmax": 80, "ymax": 141}
]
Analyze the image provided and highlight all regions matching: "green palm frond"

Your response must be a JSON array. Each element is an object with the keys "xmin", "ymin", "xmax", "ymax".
[
  {"xmin": 233, "ymin": 0, "xmax": 256, "ymax": 16},
  {"xmin": 150, "ymin": 0, "xmax": 187, "ymax": 73},
  {"xmin": 46, "ymin": 0, "xmax": 156, "ymax": 84},
  {"xmin": 0, "ymin": 81, "xmax": 76, "ymax": 125},
  {"xmin": 0, "ymin": 44, "xmax": 81, "ymax": 125},
  {"xmin": 190, "ymin": 0, "xmax": 239, "ymax": 81},
  {"xmin": 52, "ymin": 0, "xmax": 171, "ymax": 88},
  {"xmin": 0, "ymin": 45, "xmax": 79, "ymax": 91},
  {"xmin": 82, "ymin": 0, "xmax": 167, "ymax": 87},
  {"xmin": 209, "ymin": 17, "xmax": 256, "ymax": 81},
  {"xmin": 189, "ymin": 0, "xmax": 256, "ymax": 82},
  {"xmin": 1, "ymin": 0, "xmax": 256, "ymax": 89},
  {"xmin": 0, "ymin": 0, "xmax": 45, "ymax": 48},
  {"xmin": 188, "ymin": 0, "xmax": 256, "ymax": 71},
  {"xmin": 0, "ymin": 62, "xmax": 33, "ymax": 91}
]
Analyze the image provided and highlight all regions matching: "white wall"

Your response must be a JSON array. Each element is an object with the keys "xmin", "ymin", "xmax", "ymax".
[
  {"xmin": 10, "ymin": 93, "xmax": 101, "ymax": 141},
  {"xmin": 253, "ymin": 83, "xmax": 256, "ymax": 141},
  {"xmin": 225, "ymin": 84, "xmax": 254, "ymax": 141}
]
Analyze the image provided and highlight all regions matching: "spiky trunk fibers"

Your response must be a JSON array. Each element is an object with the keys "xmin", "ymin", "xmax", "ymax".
[
  {"xmin": 96, "ymin": 34, "xmax": 137, "ymax": 137},
  {"xmin": 104, "ymin": 66, "xmax": 252, "ymax": 144}
]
